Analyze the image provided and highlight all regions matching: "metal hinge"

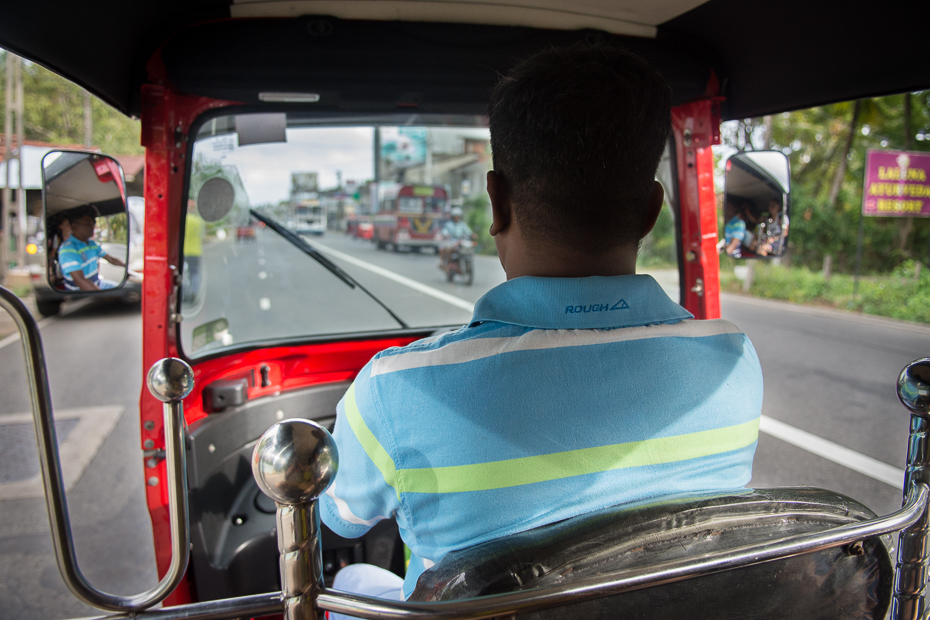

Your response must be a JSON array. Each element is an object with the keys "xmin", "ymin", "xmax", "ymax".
[{"xmin": 144, "ymin": 448, "xmax": 166, "ymax": 469}]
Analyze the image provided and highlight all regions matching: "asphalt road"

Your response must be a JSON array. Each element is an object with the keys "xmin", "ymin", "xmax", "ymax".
[{"xmin": 2, "ymin": 229, "xmax": 929, "ymax": 617}]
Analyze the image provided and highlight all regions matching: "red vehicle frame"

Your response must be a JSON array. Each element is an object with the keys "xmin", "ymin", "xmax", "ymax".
[{"xmin": 137, "ymin": 60, "xmax": 722, "ymax": 604}]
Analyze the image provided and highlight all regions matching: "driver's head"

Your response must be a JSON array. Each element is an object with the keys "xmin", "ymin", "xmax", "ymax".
[
  {"xmin": 63, "ymin": 206, "xmax": 98, "ymax": 242},
  {"xmin": 450, "ymin": 207, "xmax": 463, "ymax": 222},
  {"xmin": 488, "ymin": 44, "xmax": 671, "ymax": 253}
]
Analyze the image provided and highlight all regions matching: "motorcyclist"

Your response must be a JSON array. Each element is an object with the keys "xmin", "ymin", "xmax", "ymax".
[{"xmin": 438, "ymin": 207, "xmax": 474, "ymax": 268}]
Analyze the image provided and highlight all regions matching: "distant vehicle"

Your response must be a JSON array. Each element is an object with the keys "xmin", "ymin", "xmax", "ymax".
[
  {"xmin": 295, "ymin": 201, "xmax": 326, "ymax": 235},
  {"xmin": 31, "ymin": 195, "xmax": 145, "ymax": 317},
  {"xmin": 351, "ymin": 217, "xmax": 374, "ymax": 240},
  {"xmin": 236, "ymin": 224, "xmax": 256, "ymax": 241},
  {"xmin": 373, "ymin": 184, "xmax": 447, "ymax": 252}
]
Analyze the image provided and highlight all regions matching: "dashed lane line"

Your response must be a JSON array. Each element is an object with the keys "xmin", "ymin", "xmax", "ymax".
[{"xmin": 0, "ymin": 297, "xmax": 95, "ymax": 352}]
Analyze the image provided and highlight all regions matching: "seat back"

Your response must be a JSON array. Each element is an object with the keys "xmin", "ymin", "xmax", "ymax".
[{"xmin": 409, "ymin": 488, "xmax": 894, "ymax": 619}]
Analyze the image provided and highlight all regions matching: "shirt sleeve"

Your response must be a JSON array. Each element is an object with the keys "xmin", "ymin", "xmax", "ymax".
[{"xmin": 320, "ymin": 360, "xmax": 403, "ymax": 539}]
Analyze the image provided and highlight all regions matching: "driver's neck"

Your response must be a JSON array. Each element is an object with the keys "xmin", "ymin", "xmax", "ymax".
[{"xmin": 498, "ymin": 232, "xmax": 638, "ymax": 280}]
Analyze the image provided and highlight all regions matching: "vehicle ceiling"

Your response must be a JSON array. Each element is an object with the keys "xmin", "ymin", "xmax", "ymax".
[{"xmin": 1, "ymin": 1, "xmax": 928, "ymax": 121}]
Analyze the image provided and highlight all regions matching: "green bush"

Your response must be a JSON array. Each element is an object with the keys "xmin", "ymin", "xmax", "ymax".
[
  {"xmin": 723, "ymin": 259, "xmax": 930, "ymax": 324},
  {"xmin": 464, "ymin": 194, "xmax": 497, "ymax": 256}
]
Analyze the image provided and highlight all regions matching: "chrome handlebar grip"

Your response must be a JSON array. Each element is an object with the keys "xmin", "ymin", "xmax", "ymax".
[
  {"xmin": 894, "ymin": 359, "xmax": 930, "ymax": 620},
  {"xmin": 0, "ymin": 286, "xmax": 193, "ymax": 611},
  {"xmin": 253, "ymin": 419, "xmax": 338, "ymax": 620}
]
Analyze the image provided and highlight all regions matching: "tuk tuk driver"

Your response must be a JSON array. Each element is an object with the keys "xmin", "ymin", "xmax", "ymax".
[
  {"xmin": 322, "ymin": 44, "xmax": 763, "ymax": 612},
  {"xmin": 437, "ymin": 206, "xmax": 474, "ymax": 266},
  {"xmin": 58, "ymin": 205, "xmax": 126, "ymax": 291}
]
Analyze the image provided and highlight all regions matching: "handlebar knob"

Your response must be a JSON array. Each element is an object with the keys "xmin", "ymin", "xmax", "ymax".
[
  {"xmin": 898, "ymin": 358, "xmax": 930, "ymax": 416},
  {"xmin": 252, "ymin": 419, "xmax": 338, "ymax": 505},
  {"xmin": 146, "ymin": 358, "xmax": 195, "ymax": 403}
]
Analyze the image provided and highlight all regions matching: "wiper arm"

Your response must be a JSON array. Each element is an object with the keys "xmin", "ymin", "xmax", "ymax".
[{"xmin": 249, "ymin": 209, "xmax": 408, "ymax": 329}]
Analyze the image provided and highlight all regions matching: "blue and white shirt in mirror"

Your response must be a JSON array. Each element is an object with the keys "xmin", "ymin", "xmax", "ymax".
[
  {"xmin": 320, "ymin": 275, "xmax": 763, "ymax": 597},
  {"xmin": 58, "ymin": 237, "xmax": 105, "ymax": 291}
]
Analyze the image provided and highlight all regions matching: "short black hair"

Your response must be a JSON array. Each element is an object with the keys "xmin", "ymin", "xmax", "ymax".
[
  {"xmin": 488, "ymin": 44, "xmax": 671, "ymax": 252},
  {"xmin": 62, "ymin": 205, "xmax": 98, "ymax": 224}
]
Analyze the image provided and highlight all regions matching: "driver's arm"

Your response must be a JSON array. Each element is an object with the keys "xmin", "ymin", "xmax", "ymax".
[
  {"xmin": 69, "ymin": 270, "xmax": 100, "ymax": 291},
  {"xmin": 725, "ymin": 237, "xmax": 741, "ymax": 256},
  {"xmin": 103, "ymin": 253, "xmax": 125, "ymax": 267}
]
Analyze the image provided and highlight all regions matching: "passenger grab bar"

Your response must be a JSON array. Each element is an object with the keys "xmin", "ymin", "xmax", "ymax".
[{"xmin": 0, "ymin": 286, "xmax": 191, "ymax": 612}]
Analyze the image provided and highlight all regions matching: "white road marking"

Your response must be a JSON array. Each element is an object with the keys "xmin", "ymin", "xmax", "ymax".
[
  {"xmin": 258, "ymin": 271, "xmax": 268, "ymax": 280},
  {"xmin": 258, "ymin": 258, "xmax": 266, "ymax": 266},
  {"xmin": 760, "ymin": 415, "xmax": 905, "ymax": 488},
  {"xmin": 308, "ymin": 243, "xmax": 476, "ymax": 312},
  {"xmin": 259, "ymin": 297, "xmax": 271, "ymax": 311},
  {"xmin": 0, "ymin": 297, "xmax": 95, "ymax": 351},
  {"xmin": 0, "ymin": 406, "xmax": 124, "ymax": 499}
]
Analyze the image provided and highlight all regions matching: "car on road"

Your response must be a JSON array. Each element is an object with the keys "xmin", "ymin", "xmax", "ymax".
[
  {"xmin": 352, "ymin": 218, "xmax": 374, "ymax": 240},
  {"xmin": 235, "ymin": 223, "xmax": 256, "ymax": 241}
]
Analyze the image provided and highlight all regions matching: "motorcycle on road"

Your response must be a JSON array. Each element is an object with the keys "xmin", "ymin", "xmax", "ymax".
[{"xmin": 441, "ymin": 239, "xmax": 475, "ymax": 285}]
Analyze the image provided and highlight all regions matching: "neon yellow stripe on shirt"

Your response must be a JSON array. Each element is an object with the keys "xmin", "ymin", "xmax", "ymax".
[
  {"xmin": 343, "ymin": 382, "xmax": 400, "ymax": 492},
  {"xmin": 344, "ymin": 382, "xmax": 759, "ymax": 496}
]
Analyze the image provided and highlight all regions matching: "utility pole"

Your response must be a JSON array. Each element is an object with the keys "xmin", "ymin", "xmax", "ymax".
[
  {"xmin": 2, "ymin": 52, "xmax": 14, "ymax": 281},
  {"xmin": 83, "ymin": 89, "xmax": 92, "ymax": 147},
  {"xmin": 15, "ymin": 53, "xmax": 25, "ymax": 269}
]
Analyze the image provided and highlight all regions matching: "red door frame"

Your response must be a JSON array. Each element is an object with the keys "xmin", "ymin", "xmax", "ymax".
[
  {"xmin": 137, "ymin": 80, "xmax": 724, "ymax": 605},
  {"xmin": 672, "ymin": 98, "xmax": 723, "ymax": 320}
]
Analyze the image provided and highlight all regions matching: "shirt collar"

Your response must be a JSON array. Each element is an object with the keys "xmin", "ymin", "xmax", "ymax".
[{"xmin": 470, "ymin": 275, "xmax": 692, "ymax": 330}]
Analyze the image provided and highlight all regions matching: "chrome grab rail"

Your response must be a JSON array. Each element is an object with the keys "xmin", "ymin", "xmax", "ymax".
[
  {"xmin": 316, "ymin": 483, "xmax": 929, "ymax": 620},
  {"xmin": 894, "ymin": 358, "xmax": 930, "ymax": 620},
  {"xmin": 0, "ymin": 286, "xmax": 191, "ymax": 612},
  {"xmin": 66, "ymin": 482, "xmax": 930, "ymax": 620}
]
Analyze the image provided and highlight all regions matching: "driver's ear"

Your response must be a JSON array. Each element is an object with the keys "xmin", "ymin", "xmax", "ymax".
[
  {"xmin": 487, "ymin": 170, "xmax": 511, "ymax": 236},
  {"xmin": 639, "ymin": 181, "xmax": 665, "ymax": 239}
]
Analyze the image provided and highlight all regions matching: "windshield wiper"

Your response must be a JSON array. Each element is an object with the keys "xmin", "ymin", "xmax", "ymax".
[{"xmin": 249, "ymin": 209, "xmax": 408, "ymax": 329}]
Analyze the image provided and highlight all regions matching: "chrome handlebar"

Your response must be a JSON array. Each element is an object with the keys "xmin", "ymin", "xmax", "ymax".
[{"xmin": 0, "ymin": 287, "xmax": 191, "ymax": 612}]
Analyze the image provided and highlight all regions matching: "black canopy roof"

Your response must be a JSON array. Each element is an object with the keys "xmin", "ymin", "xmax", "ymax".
[{"xmin": 0, "ymin": 0, "xmax": 927, "ymax": 121}]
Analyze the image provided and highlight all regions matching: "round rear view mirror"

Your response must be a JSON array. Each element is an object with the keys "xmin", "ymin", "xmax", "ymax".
[{"xmin": 197, "ymin": 177, "xmax": 235, "ymax": 222}]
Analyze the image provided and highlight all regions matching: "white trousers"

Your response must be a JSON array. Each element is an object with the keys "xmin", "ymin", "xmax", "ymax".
[{"xmin": 327, "ymin": 563, "xmax": 405, "ymax": 620}]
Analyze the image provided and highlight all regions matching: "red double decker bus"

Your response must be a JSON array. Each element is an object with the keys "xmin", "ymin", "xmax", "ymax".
[{"xmin": 372, "ymin": 184, "xmax": 448, "ymax": 252}]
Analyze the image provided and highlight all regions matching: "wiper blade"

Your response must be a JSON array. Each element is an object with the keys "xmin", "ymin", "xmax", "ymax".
[{"xmin": 249, "ymin": 209, "xmax": 408, "ymax": 329}]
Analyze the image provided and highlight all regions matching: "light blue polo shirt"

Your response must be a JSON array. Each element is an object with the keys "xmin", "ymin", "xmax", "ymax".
[
  {"xmin": 320, "ymin": 275, "xmax": 763, "ymax": 597},
  {"xmin": 58, "ymin": 236, "xmax": 105, "ymax": 290}
]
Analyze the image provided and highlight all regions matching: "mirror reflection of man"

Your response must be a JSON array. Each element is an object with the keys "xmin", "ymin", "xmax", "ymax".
[
  {"xmin": 58, "ymin": 206, "xmax": 125, "ymax": 291},
  {"xmin": 438, "ymin": 207, "xmax": 474, "ymax": 266}
]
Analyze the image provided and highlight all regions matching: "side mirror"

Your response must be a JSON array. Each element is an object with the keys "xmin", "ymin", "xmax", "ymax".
[
  {"xmin": 41, "ymin": 151, "xmax": 129, "ymax": 292},
  {"xmin": 722, "ymin": 151, "xmax": 791, "ymax": 259}
]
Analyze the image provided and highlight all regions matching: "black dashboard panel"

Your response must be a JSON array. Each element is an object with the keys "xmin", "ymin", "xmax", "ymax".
[{"xmin": 186, "ymin": 381, "xmax": 404, "ymax": 600}]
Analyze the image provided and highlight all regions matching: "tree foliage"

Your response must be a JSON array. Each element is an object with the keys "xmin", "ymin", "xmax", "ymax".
[
  {"xmin": 722, "ymin": 92, "xmax": 930, "ymax": 274},
  {"xmin": 0, "ymin": 49, "xmax": 142, "ymax": 154}
]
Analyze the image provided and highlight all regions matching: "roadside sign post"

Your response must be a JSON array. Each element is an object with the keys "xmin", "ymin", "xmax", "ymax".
[{"xmin": 855, "ymin": 150, "xmax": 930, "ymax": 295}]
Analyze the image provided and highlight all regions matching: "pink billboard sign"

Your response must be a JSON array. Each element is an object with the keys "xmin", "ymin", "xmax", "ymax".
[{"xmin": 863, "ymin": 149, "xmax": 930, "ymax": 217}]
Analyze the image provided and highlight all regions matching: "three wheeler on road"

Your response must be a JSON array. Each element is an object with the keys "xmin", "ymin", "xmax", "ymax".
[{"xmin": 2, "ymin": 1, "xmax": 930, "ymax": 619}]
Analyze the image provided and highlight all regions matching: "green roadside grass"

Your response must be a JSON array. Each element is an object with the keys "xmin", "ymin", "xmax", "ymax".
[{"xmin": 720, "ymin": 259, "xmax": 930, "ymax": 324}]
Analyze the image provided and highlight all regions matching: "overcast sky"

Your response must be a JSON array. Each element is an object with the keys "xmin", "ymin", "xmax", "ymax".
[{"xmin": 192, "ymin": 125, "xmax": 490, "ymax": 205}]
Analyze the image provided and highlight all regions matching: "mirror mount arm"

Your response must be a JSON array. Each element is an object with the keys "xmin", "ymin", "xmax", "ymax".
[{"xmin": 0, "ymin": 284, "xmax": 191, "ymax": 612}]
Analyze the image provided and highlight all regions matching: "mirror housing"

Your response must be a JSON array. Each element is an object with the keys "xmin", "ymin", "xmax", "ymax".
[
  {"xmin": 722, "ymin": 151, "xmax": 791, "ymax": 260},
  {"xmin": 41, "ymin": 151, "xmax": 130, "ymax": 293}
]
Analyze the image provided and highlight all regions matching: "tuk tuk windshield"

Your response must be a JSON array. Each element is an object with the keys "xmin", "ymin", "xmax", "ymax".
[{"xmin": 179, "ymin": 113, "xmax": 492, "ymax": 357}]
